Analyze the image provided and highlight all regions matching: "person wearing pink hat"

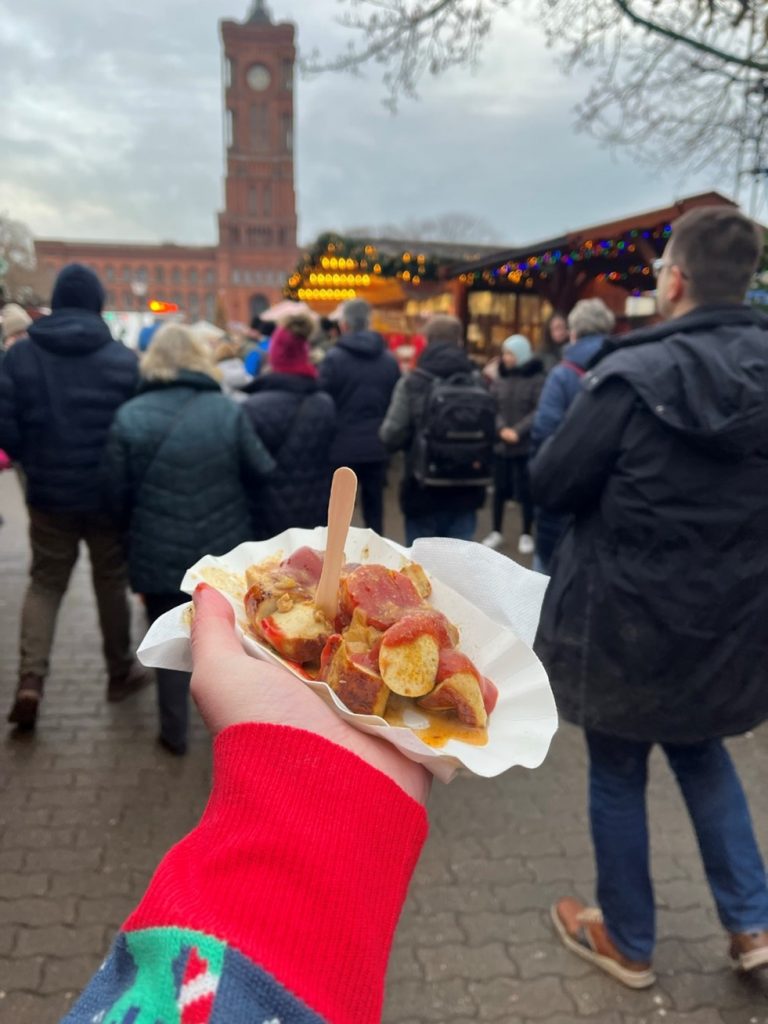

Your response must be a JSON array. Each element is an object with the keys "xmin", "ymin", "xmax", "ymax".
[{"xmin": 243, "ymin": 314, "xmax": 336, "ymax": 538}]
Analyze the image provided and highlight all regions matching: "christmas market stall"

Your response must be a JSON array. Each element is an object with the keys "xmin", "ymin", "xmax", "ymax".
[
  {"xmin": 284, "ymin": 232, "xmax": 500, "ymax": 367},
  {"xmin": 447, "ymin": 191, "xmax": 736, "ymax": 360}
]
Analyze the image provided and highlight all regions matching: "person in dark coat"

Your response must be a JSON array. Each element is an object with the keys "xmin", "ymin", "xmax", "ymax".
[
  {"xmin": 380, "ymin": 315, "xmax": 485, "ymax": 545},
  {"xmin": 0, "ymin": 264, "xmax": 147, "ymax": 730},
  {"xmin": 530, "ymin": 206, "xmax": 768, "ymax": 986},
  {"xmin": 530, "ymin": 298, "xmax": 616, "ymax": 573},
  {"xmin": 319, "ymin": 299, "xmax": 400, "ymax": 535},
  {"xmin": 539, "ymin": 311, "xmax": 570, "ymax": 371},
  {"xmin": 243, "ymin": 314, "xmax": 335, "ymax": 538},
  {"xmin": 480, "ymin": 334, "xmax": 544, "ymax": 555},
  {"xmin": 104, "ymin": 324, "xmax": 274, "ymax": 754}
]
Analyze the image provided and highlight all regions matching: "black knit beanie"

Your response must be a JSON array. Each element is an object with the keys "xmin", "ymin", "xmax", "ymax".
[{"xmin": 51, "ymin": 264, "xmax": 105, "ymax": 314}]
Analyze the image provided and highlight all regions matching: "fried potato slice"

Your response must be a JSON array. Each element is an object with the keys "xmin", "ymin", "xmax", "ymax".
[
  {"xmin": 258, "ymin": 601, "xmax": 332, "ymax": 665},
  {"xmin": 320, "ymin": 635, "xmax": 390, "ymax": 716},
  {"xmin": 418, "ymin": 671, "xmax": 488, "ymax": 728},
  {"xmin": 379, "ymin": 631, "xmax": 440, "ymax": 698},
  {"xmin": 400, "ymin": 562, "xmax": 432, "ymax": 600}
]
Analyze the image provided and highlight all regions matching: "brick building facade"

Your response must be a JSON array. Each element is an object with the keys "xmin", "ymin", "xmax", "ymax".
[{"xmin": 35, "ymin": 0, "xmax": 298, "ymax": 326}]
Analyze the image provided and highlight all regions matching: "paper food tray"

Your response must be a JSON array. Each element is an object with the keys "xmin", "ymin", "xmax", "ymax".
[{"xmin": 138, "ymin": 527, "xmax": 557, "ymax": 782}]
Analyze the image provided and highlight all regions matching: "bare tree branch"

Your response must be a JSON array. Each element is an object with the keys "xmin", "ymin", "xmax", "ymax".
[{"xmin": 610, "ymin": 0, "xmax": 768, "ymax": 70}]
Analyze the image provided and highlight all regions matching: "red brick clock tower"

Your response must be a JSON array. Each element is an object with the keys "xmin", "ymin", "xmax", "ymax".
[{"xmin": 217, "ymin": 0, "xmax": 299, "ymax": 323}]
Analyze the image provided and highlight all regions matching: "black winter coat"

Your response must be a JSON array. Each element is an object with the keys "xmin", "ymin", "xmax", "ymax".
[
  {"xmin": 104, "ymin": 371, "xmax": 275, "ymax": 594},
  {"xmin": 491, "ymin": 358, "xmax": 545, "ymax": 457},
  {"xmin": 319, "ymin": 330, "xmax": 400, "ymax": 465},
  {"xmin": 242, "ymin": 373, "xmax": 336, "ymax": 539},
  {"xmin": 380, "ymin": 341, "xmax": 487, "ymax": 519},
  {"xmin": 0, "ymin": 310, "xmax": 138, "ymax": 512},
  {"xmin": 530, "ymin": 305, "xmax": 768, "ymax": 744}
]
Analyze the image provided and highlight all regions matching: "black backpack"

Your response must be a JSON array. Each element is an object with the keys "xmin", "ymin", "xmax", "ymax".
[{"xmin": 411, "ymin": 369, "xmax": 497, "ymax": 487}]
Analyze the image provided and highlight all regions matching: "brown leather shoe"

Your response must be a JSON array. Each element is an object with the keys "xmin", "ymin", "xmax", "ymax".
[
  {"xmin": 107, "ymin": 661, "xmax": 153, "ymax": 703},
  {"xmin": 552, "ymin": 898, "xmax": 656, "ymax": 989},
  {"xmin": 8, "ymin": 673, "xmax": 44, "ymax": 730},
  {"xmin": 730, "ymin": 930, "xmax": 768, "ymax": 973}
]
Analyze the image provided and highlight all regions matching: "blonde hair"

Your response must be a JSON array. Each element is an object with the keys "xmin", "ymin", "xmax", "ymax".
[{"xmin": 141, "ymin": 324, "xmax": 218, "ymax": 382}]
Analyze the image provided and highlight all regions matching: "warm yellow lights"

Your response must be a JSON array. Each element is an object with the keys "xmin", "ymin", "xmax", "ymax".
[{"xmin": 297, "ymin": 287, "xmax": 357, "ymax": 301}]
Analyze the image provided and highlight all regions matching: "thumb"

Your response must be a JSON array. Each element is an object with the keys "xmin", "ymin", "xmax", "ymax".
[{"xmin": 190, "ymin": 583, "xmax": 243, "ymax": 668}]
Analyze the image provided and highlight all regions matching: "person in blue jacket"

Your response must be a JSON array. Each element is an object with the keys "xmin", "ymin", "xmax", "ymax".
[{"xmin": 530, "ymin": 298, "xmax": 616, "ymax": 573}]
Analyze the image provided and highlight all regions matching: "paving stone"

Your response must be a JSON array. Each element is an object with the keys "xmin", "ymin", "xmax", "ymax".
[
  {"xmin": 562, "ymin": 972, "xmax": 671, "ymax": 1016},
  {"xmin": 0, "ymin": 897, "xmax": 76, "ymax": 927},
  {"xmin": 14, "ymin": 924, "xmax": 107, "ymax": 958},
  {"xmin": 395, "ymin": 911, "xmax": 466, "ymax": 948},
  {"xmin": 0, "ymin": 955, "xmax": 44, "ymax": 991},
  {"xmin": 48, "ymin": 871, "xmax": 132, "ymax": 899},
  {"xmin": 24, "ymin": 847, "xmax": 102, "ymax": 873},
  {"xmin": 459, "ymin": 909, "xmax": 550, "ymax": 946},
  {"xmin": 451, "ymin": 856, "xmax": 534, "ymax": 885},
  {"xmin": 467, "ymin": 975, "xmax": 575, "ymax": 1019},
  {"xmin": 40, "ymin": 954, "xmax": 103, "ymax": 994},
  {"xmin": 0, "ymin": 872, "xmax": 48, "ymax": 899},
  {"xmin": 665, "ymin": 970, "xmax": 762, "ymax": 1013},
  {"xmin": 417, "ymin": 942, "xmax": 517, "ymax": 983},
  {"xmin": 387, "ymin": 944, "xmax": 423, "ymax": 982},
  {"xmin": 383, "ymin": 978, "xmax": 476, "ymax": 1021},
  {"xmin": 0, "ymin": 990, "xmax": 75, "ymax": 1024}
]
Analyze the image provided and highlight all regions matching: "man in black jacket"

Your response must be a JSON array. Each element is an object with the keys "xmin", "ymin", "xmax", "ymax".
[
  {"xmin": 380, "ymin": 315, "xmax": 485, "ymax": 544},
  {"xmin": 530, "ymin": 207, "xmax": 768, "ymax": 985},
  {"xmin": 0, "ymin": 264, "xmax": 147, "ymax": 730},
  {"xmin": 319, "ymin": 300, "xmax": 399, "ymax": 535}
]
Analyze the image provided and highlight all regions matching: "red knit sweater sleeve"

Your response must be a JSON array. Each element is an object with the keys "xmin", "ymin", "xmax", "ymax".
[{"xmin": 124, "ymin": 723, "xmax": 429, "ymax": 1024}]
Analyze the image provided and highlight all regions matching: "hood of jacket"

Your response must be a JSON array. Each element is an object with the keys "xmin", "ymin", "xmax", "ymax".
[
  {"xmin": 243, "ymin": 371, "xmax": 319, "ymax": 396},
  {"xmin": 590, "ymin": 305, "xmax": 768, "ymax": 459},
  {"xmin": 417, "ymin": 341, "xmax": 476, "ymax": 379},
  {"xmin": 336, "ymin": 329, "xmax": 386, "ymax": 359},
  {"xmin": 498, "ymin": 356, "xmax": 545, "ymax": 379},
  {"xmin": 138, "ymin": 369, "xmax": 221, "ymax": 395},
  {"xmin": 27, "ymin": 309, "xmax": 115, "ymax": 357}
]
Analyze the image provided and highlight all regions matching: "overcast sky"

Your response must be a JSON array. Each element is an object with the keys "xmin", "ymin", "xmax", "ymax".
[{"xmin": 0, "ymin": 0, "xmax": 728, "ymax": 249}]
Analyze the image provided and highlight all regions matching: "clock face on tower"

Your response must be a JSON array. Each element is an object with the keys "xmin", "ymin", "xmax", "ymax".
[{"xmin": 246, "ymin": 63, "xmax": 272, "ymax": 91}]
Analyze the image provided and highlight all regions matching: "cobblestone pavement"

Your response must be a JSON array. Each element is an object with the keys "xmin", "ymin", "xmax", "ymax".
[{"xmin": 1, "ymin": 471, "xmax": 768, "ymax": 1024}]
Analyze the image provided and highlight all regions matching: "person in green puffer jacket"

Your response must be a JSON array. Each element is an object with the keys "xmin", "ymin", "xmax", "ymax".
[{"xmin": 104, "ymin": 324, "xmax": 275, "ymax": 754}]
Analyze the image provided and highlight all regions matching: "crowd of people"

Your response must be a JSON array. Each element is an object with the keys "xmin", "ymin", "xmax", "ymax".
[{"xmin": 1, "ymin": 203, "xmax": 768, "ymax": 1021}]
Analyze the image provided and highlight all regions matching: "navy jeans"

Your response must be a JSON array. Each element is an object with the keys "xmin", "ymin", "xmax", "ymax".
[
  {"xmin": 587, "ymin": 730, "xmax": 768, "ymax": 961},
  {"xmin": 405, "ymin": 510, "xmax": 476, "ymax": 547}
]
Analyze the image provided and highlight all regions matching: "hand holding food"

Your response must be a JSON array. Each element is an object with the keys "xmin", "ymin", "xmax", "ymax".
[
  {"xmin": 190, "ymin": 582, "xmax": 430, "ymax": 804},
  {"xmin": 243, "ymin": 546, "xmax": 498, "ymax": 745}
]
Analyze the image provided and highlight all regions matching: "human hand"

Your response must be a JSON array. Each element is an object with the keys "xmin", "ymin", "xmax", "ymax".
[
  {"xmin": 500, "ymin": 427, "xmax": 519, "ymax": 444},
  {"xmin": 190, "ymin": 583, "xmax": 431, "ymax": 805}
]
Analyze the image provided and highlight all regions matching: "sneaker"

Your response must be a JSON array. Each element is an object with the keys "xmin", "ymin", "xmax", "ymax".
[
  {"xmin": 551, "ymin": 898, "xmax": 656, "ymax": 989},
  {"xmin": 730, "ymin": 930, "xmax": 768, "ymax": 973},
  {"xmin": 107, "ymin": 661, "xmax": 153, "ymax": 703},
  {"xmin": 481, "ymin": 530, "xmax": 504, "ymax": 550},
  {"xmin": 7, "ymin": 673, "xmax": 44, "ymax": 731},
  {"xmin": 518, "ymin": 533, "xmax": 535, "ymax": 555}
]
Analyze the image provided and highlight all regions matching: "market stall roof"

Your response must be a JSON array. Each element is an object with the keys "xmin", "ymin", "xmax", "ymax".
[{"xmin": 448, "ymin": 191, "xmax": 737, "ymax": 276}]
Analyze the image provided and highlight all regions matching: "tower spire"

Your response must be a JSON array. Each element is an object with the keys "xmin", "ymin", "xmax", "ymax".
[{"xmin": 246, "ymin": 0, "xmax": 272, "ymax": 23}]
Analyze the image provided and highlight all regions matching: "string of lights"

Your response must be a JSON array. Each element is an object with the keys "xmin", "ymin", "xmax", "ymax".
[
  {"xmin": 285, "ymin": 232, "xmax": 446, "ymax": 301},
  {"xmin": 459, "ymin": 224, "xmax": 672, "ymax": 288}
]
